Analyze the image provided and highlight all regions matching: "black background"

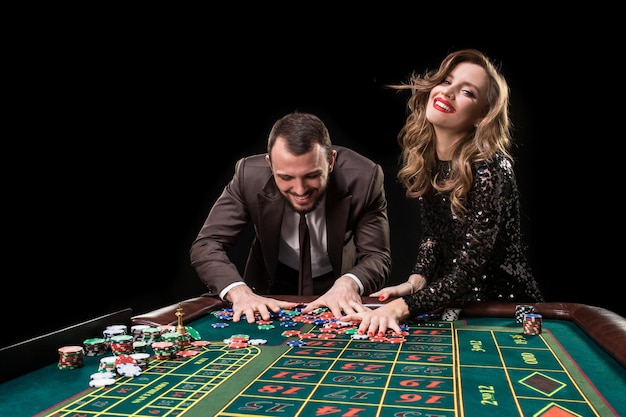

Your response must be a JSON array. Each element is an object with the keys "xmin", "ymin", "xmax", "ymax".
[{"xmin": 4, "ymin": 15, "xmax": 617, "ymax": 348}]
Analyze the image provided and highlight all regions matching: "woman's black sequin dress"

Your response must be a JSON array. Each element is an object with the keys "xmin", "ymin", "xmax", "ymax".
[{"xmin": 402, "ymin": 153, "xmax": 544, "ymax": 316}]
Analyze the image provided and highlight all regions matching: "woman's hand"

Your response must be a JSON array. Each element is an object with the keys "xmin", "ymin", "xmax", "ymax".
[
  {"xmin": 370, "ymin": 274, "xmax": 427, "ymax": 301},
  {"xmin": 341, "ymin": 297, "xmax": 411, "ymax": 336}
]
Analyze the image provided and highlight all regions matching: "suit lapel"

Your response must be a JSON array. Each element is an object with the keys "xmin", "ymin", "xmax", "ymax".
[
  {"xmin": 325, "ymin": 166, "xmax": 351, "ymax": 275},
  {"xmin": 257, "ymin": 182, "xmax": 285, "ymax": 279}
]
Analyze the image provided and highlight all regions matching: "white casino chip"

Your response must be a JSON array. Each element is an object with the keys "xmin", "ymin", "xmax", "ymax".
[
  {"xmin": 89, "ymin": 378, "xmax": 116, "ymax": 387},
  {"xmin": 91, "ymin": 372, "xmax": 116, "ymax": 380},
  {"xmin": 116, "ymin": 363, "xmax": 142, "ymax": 377}
]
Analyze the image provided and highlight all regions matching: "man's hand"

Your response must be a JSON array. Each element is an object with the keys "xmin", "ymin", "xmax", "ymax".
[
  {"xmin": 225, "ymin": 285, "xmax": 298, "ymax": 323},
  {"xmin": 300, "ymin": 276, "xmax": 364, "ymax": 319}
]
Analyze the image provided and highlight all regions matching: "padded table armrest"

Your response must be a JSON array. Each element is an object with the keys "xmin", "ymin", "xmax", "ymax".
[{"xmin": 131, "ymin": 293, "xmax": 227, "ymax": 326}]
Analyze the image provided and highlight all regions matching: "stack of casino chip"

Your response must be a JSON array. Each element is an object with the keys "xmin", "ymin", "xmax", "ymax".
[
  {"xmin": 109, "ymin": 335, "xmax": 135, "ymax": 355},
  {"xmin": 152, "ymin": 341, "xmax": 176, "ymax": 359},
  {"xmin": 160, "ymin": 332, "xmax": 183, "ymax": 352},
  {"xmin": 103, "ymin": 327, "xmax": 125, "ymax": 342},
  {"xmin": 130, "ymin": 325, "xmax": 151, "ymax": 341},
  {"xmin": 178, "ymin": 332, "xmax": 192, "ymax": 348},
  {"xmin": 523, "ymin": 313, "xmax": 542, "ymax": 335},
  {"xmin": 98, "ymin": 356, "xmax": 117, "ymax": 373},
  {"xmin": 132, "ymin": 340, "xmax": 148, "ymax": 353},
  {"xmin": 83, "ymin": 338, "xmax": 108, "ymax": 356},
  {"xmin": 515, "ymin": 305, "xmax": 535, "ymax": 324},
  {"xmin": 158, "ymin": 325, "xmax": 176, "ymax": 333},
  {"xmin": 107, "ymin": 324, "xmax": 128, "ymax": 332},
  {"xmin": 441, "ymin": 308, "xmax": 461, "ymax": 321},
  {"xmin": 89, "ymin": 371, "xmax": 116, "ymax": 387},
  {"xmin": 129, "ymin": 352, "xmax": 151, "ymax": 370},
  {"xmin": 57, "ymin": 346, "xmax": 85, "ymax": 370},
  {"xmin": 142, "ymin": 327, "xmax": 162, "ymax": 345}
]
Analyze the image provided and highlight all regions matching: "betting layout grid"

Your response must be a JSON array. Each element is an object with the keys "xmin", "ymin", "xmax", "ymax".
[{"xmin": 210, "ymin": 306, "xmax": 608, "ymax": 417}]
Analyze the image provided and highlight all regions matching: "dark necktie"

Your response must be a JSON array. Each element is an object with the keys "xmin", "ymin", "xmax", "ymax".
[{"xmin": 298, "ymin": 212, "xmax": 313, "ymax": 295}]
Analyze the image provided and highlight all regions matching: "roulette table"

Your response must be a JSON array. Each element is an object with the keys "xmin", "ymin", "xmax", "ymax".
[{"xmin": 1, "ymin": 294, "xmax": 625, "ymax": 416}]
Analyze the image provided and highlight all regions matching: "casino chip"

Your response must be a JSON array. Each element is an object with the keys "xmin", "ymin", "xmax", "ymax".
[
  {"xmin": 190, "ymin": 340, "xmax": 211, "ymax": 348},
  {"xmin": 116, "ymin": 363, "xmax": 142, "ymax": 377},
  {"xmin": 89, "ymin": 378, "xmax": 116, "ymax": 387},
  {"xmin": 114, "ymin": 354, "xmax": 137, "ymax": 366},
  {"xmin": 185, "ymin": 326, "xmax": 202, "ymax": 340},
  {"xmin": 369, "ymin": 335, "xmax": 387, "ymax": 342},
  {"xmin": 90, "ymin": 371, "xmax": 116, "ymax": 380}
]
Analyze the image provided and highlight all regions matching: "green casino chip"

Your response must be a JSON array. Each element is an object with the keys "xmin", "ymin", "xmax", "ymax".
[{"xmin": 185, "ymin": 326, "xmax": 201, "ymax": 340}]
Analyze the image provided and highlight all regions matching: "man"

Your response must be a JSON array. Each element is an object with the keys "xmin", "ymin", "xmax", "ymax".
[{"xmin": 190, "ymin": 112, "xmax": 391, "ymax": 322}]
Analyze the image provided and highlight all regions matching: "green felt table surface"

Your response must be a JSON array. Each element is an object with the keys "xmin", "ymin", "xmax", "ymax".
[{"xmin": 1, "ymin": 308, "xmax": 625, "ymax": 417}]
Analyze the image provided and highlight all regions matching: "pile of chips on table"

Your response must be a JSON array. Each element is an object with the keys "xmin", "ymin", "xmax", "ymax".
[
  {"xmin": 210, "ymin": 305, "xmax": 414, "ymax": 348},
  {"xmin": 57, "ymin": 322, "xmax": 207, "ymax": 388},
  {"xmin": 515, "ymin": 304, "xmax": 542, "ymax": 335}
]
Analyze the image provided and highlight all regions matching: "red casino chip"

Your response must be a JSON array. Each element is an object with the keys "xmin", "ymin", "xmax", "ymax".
[
  {"xmin": 231, "ymin": 336, "xmax": 250, "ymax": 343},
  {"xmin": 114, "ymin": 354, "xmax": 137, "ymax": 366},
  {"xmin": 369, "ymin": 336, "xmax": 387, "ymax": 342}
]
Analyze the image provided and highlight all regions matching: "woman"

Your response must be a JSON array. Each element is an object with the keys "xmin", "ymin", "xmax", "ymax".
[{"xmin": 342, "ymin": 49, "xmax": 544, "ymax": 336}]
